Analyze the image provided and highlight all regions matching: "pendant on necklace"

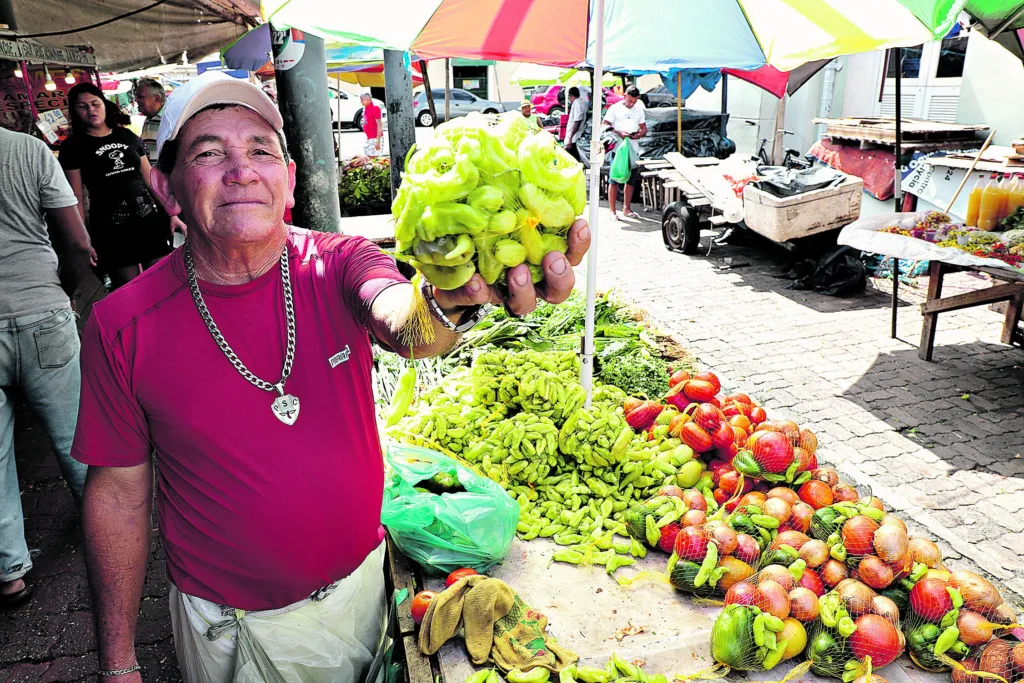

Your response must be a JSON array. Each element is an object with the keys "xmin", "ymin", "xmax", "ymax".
[{"xmin": 271, "ymin": 383, "xmax": 300, "ymax": 426}]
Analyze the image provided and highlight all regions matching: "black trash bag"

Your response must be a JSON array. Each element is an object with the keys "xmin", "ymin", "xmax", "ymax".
[
  {"xmin": 786, "ymin": 246, "xmax": 867, "ymax": 297},
  {"xmin": 752, "ymin": 166, "xmax": 845, "ymax": 198}
]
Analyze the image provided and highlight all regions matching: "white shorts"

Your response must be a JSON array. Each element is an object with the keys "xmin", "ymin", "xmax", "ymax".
[
  {"xmin": 363, "ymin": 139, "xmax": 382, "ymax": 157},
  {"xmin": 169, "ymin": 542, "xmax": 387, "ymax": 683}
]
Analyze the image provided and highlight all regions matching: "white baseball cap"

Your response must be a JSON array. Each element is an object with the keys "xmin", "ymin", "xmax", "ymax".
[{"xmin": 155, "ymin": 71, "xmax": 284, "ymax": 159}]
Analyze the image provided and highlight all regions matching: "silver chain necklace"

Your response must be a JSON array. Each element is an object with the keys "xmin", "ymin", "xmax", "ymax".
[{"xmin": 184, "ymin": 244, "xmax": 300, "ymax": 425}]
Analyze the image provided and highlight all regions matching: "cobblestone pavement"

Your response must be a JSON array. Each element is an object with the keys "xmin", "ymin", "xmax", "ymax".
[
  {"xmin": 587, "ymin": 207, "xmax": 1024, "ymax": 609},
  {"xmin": 3, "ymin": 205, "xmax": 1022, "ymax": 681},
  {"xmin": 1, "ymin": 403, "xmax": 181, "ymax": 683}
]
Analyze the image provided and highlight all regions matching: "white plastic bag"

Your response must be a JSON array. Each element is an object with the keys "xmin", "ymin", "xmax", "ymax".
[{"xmin": 170, "ymin": 543, "xmax": 387, "ymax": 683}]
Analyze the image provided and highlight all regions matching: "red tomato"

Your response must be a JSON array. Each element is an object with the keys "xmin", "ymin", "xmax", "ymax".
[
  {"xmin": 798, "ymin": 480, "xmax": 834, "ymax": 510},
  {"xmin": 693, "ymin": 371, "xmax": 722, "ymax": 395},
  {"xmin": 445, "ymin": 568, "xmax": 479, "ymax": 588},
  {"xmin": 680, "ymin": 422, "xmax": 713, "ymax": 452},
  {"xmin": 752, "ymin": 432, "xmax": 795, "ymax": 474},
  {"xmin": 849, "ymin": 614, "xmax": 902, "ymax": 668},
  {"xmin": 725, "ymin": 581, "xmax": 758, "ymax": 606},
  {"xmin": 909, "ymin": 578, "xmax": 954, "ymax": 621},
  {"xmin": 842, "ymin": 516, "xmax": 881, "ymax": 557},
  {"xmin": 410, "ymin": 591, "xmax": 436, "ymax": 625},
  {"xmin": 719, "ymin": 469, "xmax": 742, "ymax": 495},
  {"xmin": 749, "ymin": 406, "xmax": 768, "ymax": 425},
  {"xmin": 789, "ymin": 502, "xmax": 815, "ymax": 533},
  {"xmin": 798, "ymin": 568, "xmax": 826, "ymax": 597},
  {"xmin": 673, "ymin": 526, "xmax": 710, "ymax": 562},
  {"xmin": 668, "ymin": 369, "xmax": 690, "ymax": 388},
  {"xmin": 659, "ymin": 522, "xmax": 682, "ymax": 553}
]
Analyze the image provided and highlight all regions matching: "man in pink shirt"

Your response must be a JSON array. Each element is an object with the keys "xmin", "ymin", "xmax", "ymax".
[
  {"xmin": 360, "ymin": 93, "xmax": 383, "ymax": 157},
  {"xmin": 72, "ymin": 72, "xmax": 590, "ymax": 682}
]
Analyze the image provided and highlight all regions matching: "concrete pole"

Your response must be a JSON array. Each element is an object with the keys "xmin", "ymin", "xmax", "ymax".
[
  {"xmin": 271, "ymin": 29, "xmax": 340, "ymax": 232},
  {"xmin": 383, "ymin": 49, "xmax": 416, "ymax": 197}
]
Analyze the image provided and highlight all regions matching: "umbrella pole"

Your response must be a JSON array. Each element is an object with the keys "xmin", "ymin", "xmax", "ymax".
[
  {"xmin": 582, "ymin": 0, "xmax": 604, "ymax": 404},
  {"xmin": 720, "ymin": 74, "xmax": 728, "ymax": 138},
  {"xmin": 892, "ymin": 47, "xmax": 902, "ymax": 339},
  {"xmin": 419, "ymin": 59, "xmax": 438, "ymax": 128},
  {"xmin": 445, "ymin": 58, "xmax": 451, "ymax": 123},
  {"xmin": 676, "ymin": 72, "xmax": 682, "ymax": 153}
]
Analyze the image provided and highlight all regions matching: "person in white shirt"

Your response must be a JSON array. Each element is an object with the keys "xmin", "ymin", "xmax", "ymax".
[
  {"xmin": 564, "ymin": 87, "xmax": 587, "ymax": 162},
  {"xmin": 603, "ymin": 85, "xmax": 647, "ymax": 221}
]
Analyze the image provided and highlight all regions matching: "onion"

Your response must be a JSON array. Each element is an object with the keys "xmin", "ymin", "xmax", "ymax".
[
  {"xmin": 772, "ymin": 530, "xmax": 810, "ymax": 552},
  {"xmin": 799, "ymin": 429, "xmax": 818, "ymax": 454},
  {"xmin": 908, "ymin": 537, "xmax": 943, "ymax": 568},
  {"xmin": 1010, "ymin": 642, "xmax": 1024, "ymax": 677},
  {"xmin": 951, "ymin": 657, "xmax": 981, "ymax": 683},
  {"xmin": 862, "ymin": 496, "xmax": 885, "ymax": 512},
  {"xmin": 821, "ymin": 559, "xmax": 848, "ymax": 588},
  {"xmin": 767, "ymin": 487, "xmax": 800, "ymax": 505},
  {"xmin": 871, "ymin": 595, "xmax": 900, "ymax": 623},
  {"xmin": 758, "ymin": 564, "xmax": 795, "ymax": 591},
  {"xmin": 949, "ymin": 571, "xmax": 1004, "ymax": 614},
  {"xmin": 789, "ymin": 586, "xmax": 820, "ymax": 621},
  {"xmin": 992, "ymin": 602, "xmax": 1017, "ymax": 625},
  {"xmin": 682, "ymin": 509, "xmax": 707, "ymax": 527},
  {"xmin": 754, "ymin": 579, "xmax": 791, "ymax": 619},
  {"xmin": 799, "ymin": 539, "xmax": 830, "ymax": 568},
  {"xmin": 734, "ymin": 533, "xmax": 761, "ymax": 565},
  {"xmin": 832, "ymin": 484, "xmax": 859, "ymax": 502},
  {"xmin": 709, "ymin": 524, "xmax": 738, "ymax": 556},
  {"xmin": 873, "ymin": 522, "xmax": 909, "ymax": 562},
  {"xmin": 716, "ymin": 556, "xmax": 754, "ymax": 591},
  {"xmin": 812, "ymin": 467, "xmax": 840, "ymax": 487},
  {"xmin": 979, "ymin": 640, "xmax": 1014, "ymax": 682},
  {"xmin": 836, "ymin": 579, "xmax": 876, "ymax": 616},
  {"xmin": 858, "ymin": 555, "xmax": 894, "ymax": 590},
  {"xmin": 738, "ymin": 491, "xmax": 767, "ymax": 509},
  {"xmin": 881, "ymin": 515, "xmax": 907, "ymax": 533},
  {"xmin": 958, "ymin": 610, "xmax": 996, "ymax": 647},
  {"xmin": 764, "ymin": 497, "xmax": 793, "ymax": 524}
]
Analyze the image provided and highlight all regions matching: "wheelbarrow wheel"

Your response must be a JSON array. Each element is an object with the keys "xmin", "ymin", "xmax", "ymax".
[{"xmin": 662, "ymin": 202, "xmax": 699, "ymax": 254}]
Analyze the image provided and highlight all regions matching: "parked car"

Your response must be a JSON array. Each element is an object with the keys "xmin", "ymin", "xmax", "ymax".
[
  {"xmin": 641, "ymin": 84, "xmax": 683, "ymax": 108},
  {"xmin": 530, "ymin": 85, "xmax": 623, "ymax": 116},
  {"xmin": 412, "ymin": 88, "xmax": 505, "ymax": 127},
  {"xmin": 329, "ymin": 87, "xmax": 386, "ymax": 130}
]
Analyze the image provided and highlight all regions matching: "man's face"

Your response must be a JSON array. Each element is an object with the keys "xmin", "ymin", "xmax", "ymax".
[
  {"xmin": 521, "ymin": 104, "xmax": 532, "ymax": 117},
  {"xmin": 152, "ymin": 106, "xmax": 295, "ymax": 247},
  {"xmin": 135, "ymin": 89, "xmax": 163, "ymax": 116},
  {"xmin": 624, "ymin": 93, "xmax": 638, "ymax": 109}
]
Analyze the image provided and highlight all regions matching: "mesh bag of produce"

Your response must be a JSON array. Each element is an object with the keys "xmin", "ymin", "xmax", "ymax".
[
  {"xmin": 393, "ymin": 111, "xmax": 585, "ymax": 295},
  {"xmin": 803, "ymin": 579, "xmax": 905, "ymax": 680},
  {"xmin": 381, "ymin": 444, "xmax": 519, "ymax": 575},
  {"xmin": 731, "ymin": 419, "xmax": 819, "ymax": 486},
  {"xmin": 665, "ymin": 514, "xmax": 762, "ymax": 599},
  {"xmin": 902, "ymin": 569, "xmax": 1020, "ymax": 676},
  {"xmin": 808, "ymin": 499, "xmax": 912, "ymax": 593},
  {"xmin": 558, "ymin": 404, "xmax": 633, "ymax": 468},
  {"xmin": 706, "ymin": 566, "xmax": 816, "ymax": 674},
  {"xmin": 623, "ymin": 493, "xmax": 689, "ymax": 550}
]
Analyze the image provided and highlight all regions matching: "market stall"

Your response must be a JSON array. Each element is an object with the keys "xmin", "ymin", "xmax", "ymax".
[
  {"xmin": 0, "ymin": 38, "xmax": 97, "ymax": 142},
  {"xmin": 374, "ymin": 292, "xmax": 1022, "ymax": 683},
  {"xmin": 839, "ymin": 211, "xmax": 1024, "ymax": 360}
]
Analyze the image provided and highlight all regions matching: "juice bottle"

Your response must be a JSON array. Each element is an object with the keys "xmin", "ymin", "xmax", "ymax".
[
  {"xmin": 1005, "ymin": 177, "xmax": 1024, "ymax": 218},
  {"xmin": 978, "ymin": 180, "xmax": 1002, "ymax": 231},
  {"xmin": 965, "ymin": 179, "xmax": 983, "ymax": 227},
  {"xmin": 996, "ymin": 178, "xmax": 1011, "ymax": 222}
]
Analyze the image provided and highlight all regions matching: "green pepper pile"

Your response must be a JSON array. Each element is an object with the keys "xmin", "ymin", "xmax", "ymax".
[
  {"xmin": 473, "ymin": 349, "xmax": 585, "ymax": 422},
  {"xmin": 393, "ymin": 111, "xmax": 585, "ymax": 290},
  {"xmin": 711, "ymin": 603, "xmax": 789, "ymax": 671},
  {"xmin": 558, "ymin": 405, "xmax": 633, "ymax": 468},
  {"xmin": 469, "ymin": 413, "xmax": 562, "ymax": 484},
  {"xmin": 466, "ymin": 652, "xmax": 669, "ymax": 683}
]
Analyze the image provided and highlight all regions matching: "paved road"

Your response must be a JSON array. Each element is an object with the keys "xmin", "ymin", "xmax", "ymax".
[{"xmin": 3, "ymin": 200, "xmax": 1021, "ymax": 681}]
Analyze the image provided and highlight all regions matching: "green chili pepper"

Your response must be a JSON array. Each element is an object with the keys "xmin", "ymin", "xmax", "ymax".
[
  {"xmin": 606, "ymin": 556, "xmax": 635, "ymax": 576},
  {"xmin": 933, "ymin": 625, "xmax": 960, "ymax": 656},
  {"xmin": 574, "ymin": 668, "xmax": 609, "ymax": 683},
  {"xmin": 837, "ymin": 616, "xmax": 857, "ymax": 638},
  {"xmin": 552, "ymin": 549, "xmax": 583, "ymax": 565},
  {"xmin": 507, "ymin": 668, "xmax": 550, "ymax": 683},
  {"xmin": 612, "ymin": 653, "xmax": 638, "ymax": 678},
  {"xmin": 385, "ymin": 364, "xmax": 417, "ymax": 426},
  {"xmin": 559, "ymin": 667, "xmax": 577, "ymax": 683},
  {"xmin": 693, "ymin": 542, "xmax": 719, "ymax": 588},
  {"xmin": 465, "ymin": 671, "xmax": 490, "ymax": 683}
]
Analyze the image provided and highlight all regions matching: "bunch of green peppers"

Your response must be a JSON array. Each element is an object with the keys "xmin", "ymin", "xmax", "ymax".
[
  {"xmin": 623, "ymin": 495, "xmax": 688, "ymax": 547},
  {"xmin": 728, "ymin": 503, "xmax": 782, "ymax": 552},
  {"xmin": 558, "ymin": 405, "xmax": 634, "ymax": 468},
  {"xmin": 732, "ymin": 448, "xmax": 813, "ymax": 485},
  {"xmin": 711, "ymin": 604, "xmax": 788, "ymax": 671},
  {"xmin": 472, "ymin": 350, "xmax": 581, "ymax": 411},
  {"xmin": 393, "ymin": 111, "xmax": 586, "ymax": 290}
]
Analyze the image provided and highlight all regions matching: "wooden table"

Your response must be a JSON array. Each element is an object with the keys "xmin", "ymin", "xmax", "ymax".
[{"xmin": 917, "ymin": 262, "xmax": 1024, "ymax": 360}]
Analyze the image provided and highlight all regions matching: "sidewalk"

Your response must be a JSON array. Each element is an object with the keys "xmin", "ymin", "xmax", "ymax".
[{"xmin": 1, "ymin": 402, "xmax": 180, "ymax": 683}]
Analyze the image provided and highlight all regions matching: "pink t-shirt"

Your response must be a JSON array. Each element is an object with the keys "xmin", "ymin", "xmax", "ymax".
[
  {"xmin": 72, "ymin": 228, "xmax": 407, "ymax": 610},
  {"xmin": 362, "ymin": 103, "xmax": 382, "ymax": 140}
]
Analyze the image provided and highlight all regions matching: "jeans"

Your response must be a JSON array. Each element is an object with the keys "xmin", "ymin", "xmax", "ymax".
[{"xmin": 0, "ymin": 308, "xmax": 86, "ymax": 582}]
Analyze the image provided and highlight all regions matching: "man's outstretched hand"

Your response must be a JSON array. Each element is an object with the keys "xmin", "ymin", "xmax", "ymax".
[{"xmin": 433, "ymin": 218, "xmax": 591, "ymax": 318}]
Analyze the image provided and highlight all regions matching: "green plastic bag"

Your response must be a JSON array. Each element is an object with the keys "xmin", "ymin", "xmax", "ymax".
[
  {"xmin": 381, "ymin": 444, "xmax": 519, "ymax": 576},
  {"xmin": 610, "ymin": 137, "xmax": 632, "ymax": 184}
]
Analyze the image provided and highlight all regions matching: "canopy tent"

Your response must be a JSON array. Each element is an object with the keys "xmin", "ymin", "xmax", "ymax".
[
  {"xmin": 964, "ymin": 1, "xmax": 1024, "ymax": 62},
  {"xmin": 253, "ymin": 57, "xmax": 424, "ymax": 86},
  {"xmin": 259, "ymin": 0, "xmax": 981, "ymax": 398},
  {"xmin": 8, "ymin": 0, "xmax": 259, "ymax": 72},
  {"xmin": 723, "ymin": 61, "xmax": 834, "ymax": 99}
]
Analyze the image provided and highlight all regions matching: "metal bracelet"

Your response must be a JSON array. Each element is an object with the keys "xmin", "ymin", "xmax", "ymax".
[
  {"xmin": 420, "ymin": 280, "xmax": 486, "ymax": 333},
  {"xmin": 98, "ymin": 664, "xmax": 141, "ymax": 677}
]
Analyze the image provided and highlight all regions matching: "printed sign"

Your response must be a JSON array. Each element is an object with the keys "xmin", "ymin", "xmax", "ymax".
[{"xmin": 271, "ymin": 28, "xmax": 305, "ymax": 72}]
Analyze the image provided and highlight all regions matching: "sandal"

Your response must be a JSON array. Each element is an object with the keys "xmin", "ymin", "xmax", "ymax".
[
  {"xmin": 608, "ymin": 211, "xmax": 618, "ymax": 222},
  {"xmin": 623, "ymin": 211, "xmax": 640, "ymax": 219},
  {"xmin": 0, "ymin": 581, "xmax": 33, "ymax": 609}
]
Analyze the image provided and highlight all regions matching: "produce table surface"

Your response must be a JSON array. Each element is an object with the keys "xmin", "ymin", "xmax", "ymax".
[{"xmin": 425, "ymin": 537, "xmax": 950, "ymax": 683}]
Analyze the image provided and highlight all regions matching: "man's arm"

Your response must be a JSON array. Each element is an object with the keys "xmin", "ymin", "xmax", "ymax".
[
  {"xmin": 369, "ymin": 219, "xmax": 590, "ymax": 359},
  {"xmin": 65, "ymin": 170, "xmax": 87, "ymax": 224},
  {"xmin": 46, "ymin": 205, "xmax": 95, "ymax": 297},
  {"xmin": 83, "ymin": 462, "xmax": 153, "ymax": 682}
]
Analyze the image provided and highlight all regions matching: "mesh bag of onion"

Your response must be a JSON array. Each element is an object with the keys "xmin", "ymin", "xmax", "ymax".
[
  {"xmin": 708, "ymin": 566, "xmax": 821, "ymax": 673},
  {"xmin": 665, "ymin": 514, "xmax": 762, "ymax": 598},
  {"xmin": 901, "ymin": 569, "xmax": 1020, "ymax": 676},
  {"xmin": 804, "ymin": 579, "xmax": 905, "ymax": 680},
  {"xmin": 731, "ymin": 419, "xmax": 820, "ymax": 485},
  {"xmin": 807, "ymin": 499, "xmax": 919, "ymax": 594}
]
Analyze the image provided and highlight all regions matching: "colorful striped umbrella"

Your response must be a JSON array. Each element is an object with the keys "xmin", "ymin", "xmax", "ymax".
[
  {"xmin": 965, "ymin": 1, "xmax": 1024, "ymax": 62},
  {"xmin": 262, "ymin": 0, "xmax": 968, "ymax": 71}
]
